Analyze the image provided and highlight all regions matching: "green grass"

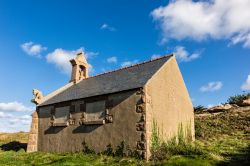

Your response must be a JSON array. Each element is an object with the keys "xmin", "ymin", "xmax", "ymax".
[
  {"xmin": 0, "ymin": 108, "xmax": 249, "ymax": 165},
  {"xmin": 194, "ymin": 108, "xmax": 250, "ymax": 165},
  {"xmin": 0, "ymin": 132, "xmax": 28, "ymax": 144},
  {"xmin": 0, "ymin": 150, "xmax": 219, "ymax": 166},
  {"xmin": 0, "ymin": 151, "xmax": 145, "ymax": 166}
]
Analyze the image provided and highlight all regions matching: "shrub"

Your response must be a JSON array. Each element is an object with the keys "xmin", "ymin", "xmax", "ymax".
[
  {"xmin": 114, "ymin": 141, "xmax": 125, "ymax": 157},
  {"xmin": 0, "ymin": 141, "xmax": 27, "ymax": 151},
  {"xmin": 82, "ymin": 141, "xmax": 95, "ymax": 154},
  {"xmin": 227, "ymin": 93, "xmax": 250, "ymax": 105},
  {"xmin": 102, "ymin": 144, "xmax": 113, "ymax": 156},
  {"xmin": 194, "ymin": 105, "xmax": 207, "ymax": 113},
  {"xmin": 102, "ymin": 142, "xmax": 142, "ymax": 159}
]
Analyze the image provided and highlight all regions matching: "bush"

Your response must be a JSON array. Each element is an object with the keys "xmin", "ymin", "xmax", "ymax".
[
  {"xmin": 227, "ymin": 93, "xmax": 250, "ymax": 105},
  {"xmin": 0, "ymin": 141, "xmax": 27, "ymax": 151},
  {"xmin": 102, "ymin": 144, "xmax": 113, "ymax": 156},
  {"xmin": 82, "ymin": 141, "xmax": 95, "ymax": 154},
  {"xmin": 194, "ymin": 105, "xmax": 207, "ymax": 113},
  {"xmin": 114, "ymin": 141, "xmax": 125, "ymax": 157}
]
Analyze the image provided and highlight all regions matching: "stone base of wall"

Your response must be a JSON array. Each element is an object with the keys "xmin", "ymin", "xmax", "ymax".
[{"xmin": 27, "ymin": 111, "xmax": 38, "ymax": 153}]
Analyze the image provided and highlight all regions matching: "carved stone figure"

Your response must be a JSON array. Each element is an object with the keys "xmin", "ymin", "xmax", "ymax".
[
  {"xmin": 50, "ymin": 116, "xmax": 55, "ymax": 126},
  {"xmin": 68, "ymin": 114, "xmax": 75, "ymax": 125},
  {"xmin": 31, "ymin": 89, "xmax": 43, "ymax": 105},
  {"xmin": 79, "ymin": 113, "xmax": 85, "ymax": 125}
]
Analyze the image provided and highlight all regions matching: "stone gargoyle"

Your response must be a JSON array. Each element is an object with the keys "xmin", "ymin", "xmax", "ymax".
[{"xmin": 31, "ymin": 89, "xmax": 43, "ymax": 105}]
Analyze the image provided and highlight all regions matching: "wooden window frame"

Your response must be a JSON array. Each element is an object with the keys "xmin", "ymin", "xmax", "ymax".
[
  {"xmin": 50, "ymin": 104, "xmax": 75, "ymax": 127},
  {"xmin": 79, "ymin": 96, "xmax": 113, "ymax": 125}
]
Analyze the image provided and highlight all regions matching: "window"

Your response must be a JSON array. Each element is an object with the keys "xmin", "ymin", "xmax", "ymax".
[
  {"xmin": 85, "ymin": 100, "xmax": 106, "ymax": 124},
  {"xmin": 53, "ymin": 106, "xmax": 70, "ymax": 126}
]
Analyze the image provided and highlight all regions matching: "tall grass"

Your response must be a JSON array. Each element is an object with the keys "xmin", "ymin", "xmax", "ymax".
[
  {"xmin": 150, "ymin": 121, "xmax": 205, "ymax": 161},
  {"xmin": 151, "ymin": 120, "xmax": 161, "ymax": 150}
]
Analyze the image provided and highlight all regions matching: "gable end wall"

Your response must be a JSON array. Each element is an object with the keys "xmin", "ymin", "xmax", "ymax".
[{"xmin": 145, "ymin": 56, "xmax": 195, "ymax": 159}]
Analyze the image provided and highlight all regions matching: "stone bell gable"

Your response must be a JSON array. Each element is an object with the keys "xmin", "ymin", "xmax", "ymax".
[
  {"xmin": 70, "ymin": 52, "xmax": 89, "ymax": 83},
  {"xmin": 29, "ymin": 53, "xmax": 194, "ymax": 160}
]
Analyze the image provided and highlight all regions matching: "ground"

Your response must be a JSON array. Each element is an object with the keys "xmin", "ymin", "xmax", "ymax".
[{"xmin": 0, "ymin": 107, "xmax": 249, "ymax": 166}]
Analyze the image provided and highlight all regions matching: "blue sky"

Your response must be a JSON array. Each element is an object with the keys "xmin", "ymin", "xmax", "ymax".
[{"xmin": 0, "ymin": 0, "xmax": 250, "ymax": 132}]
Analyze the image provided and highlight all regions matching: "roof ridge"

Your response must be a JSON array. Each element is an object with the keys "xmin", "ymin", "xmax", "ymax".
[
  {"xmin": 86, "ymin": 54, "xmax": 174, "ymax": 80},
  {"xmin": 40, "ymin": 54, "xmax": 174, "ymax": 106}
]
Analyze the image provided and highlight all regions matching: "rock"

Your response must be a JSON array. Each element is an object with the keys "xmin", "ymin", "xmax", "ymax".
[
  {"xmin": 207, "ymin": 104, "xmax": 232, "ymax": 113},
  {"xmin": 241, "ymin": 98, "xmax": 250, "ymax": 106},
  {"xmin": 231, "ymin": 104, "xmax": 240, "ymax": 108}
]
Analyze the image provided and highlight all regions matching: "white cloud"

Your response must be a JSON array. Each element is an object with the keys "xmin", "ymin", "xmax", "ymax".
[
  {"xmin": 8, "ymin": 116, "xmax": 31, "ymax": 125},
  {"xmin": 151, "ymin": 54, "xmax": 161, "ymax": 60},
  {"xmin": 174, "ymin": 46, "xmax": 201, "ymax": 62},
  {"xmin": 100, "ymin": 23, "xmax": 116, "ymax": 31},
  {"xmin": 121, "ymin": 60, "xmax": 138, "ymax": 67},
  {"xmin": 85, "ymin": 51, "xmax": 99, "ymax": 59},
  {"xmin": 0, "ymin": 112, "xmax": 13, "ymax": 118},
  {"xmin": 230, "ymin": 33, "xmax": 250, "ymax": 48},
  {"xmin": 21, "ymin": 42, "xmax": 47, "ymax": 57},
  {"xmin": 107, "ymin": 56, "xmax": 117, "ymax": 63},
  {"xmin": 241, "ymin": 74, "xmax": 250, "ymax": 90},
  {"xmin": 46, "ymin": 48, "xmax": 81, "ymax": 74},
  {"xmin": 0, "ymin": 112, "xmax": 32, "ymax": 132},
  {"xmin": 200, "ymin": 81, "xmax": 223, "ymax": 92},
  {"xmin": 46, "ymin": 47, "xmax": 97, "ymax": 74},
  {"xmin": 0, "ymin": 103, "xmax": 33, "ymax": 133},
  {"xmin": 151, "ymin": 0, "xmax": 250, "ymax": 47},
  {"xmin": 0, "ymin": 102, "xmax": 33, "ymax": 112}
]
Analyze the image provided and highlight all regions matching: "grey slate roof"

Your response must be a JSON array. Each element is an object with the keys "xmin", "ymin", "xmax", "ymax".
[{"xmin": 39, "ymin": 55, "xmax": 173, "ymax": 106}]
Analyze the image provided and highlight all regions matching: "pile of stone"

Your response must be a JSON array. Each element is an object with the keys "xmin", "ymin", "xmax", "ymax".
[
  {"xmin": 240, "ymin": 98, "xmax": 250, "ymax": 106},
  {"xmin": 195, "ymin": 97, "xmax": 250, "ymax": 118},
  {"xmin": 206, "ymin": 97, "xmax": 250, "ymax": 113},
  {"xmin": 206, "ymin": 104, "xmax": 234, "ymax": 113}
]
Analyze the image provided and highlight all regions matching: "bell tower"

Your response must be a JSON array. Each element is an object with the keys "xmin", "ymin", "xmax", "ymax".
[{"xmin": 70, "ymin": 52, "xmax": 89, "ymax": 83}]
